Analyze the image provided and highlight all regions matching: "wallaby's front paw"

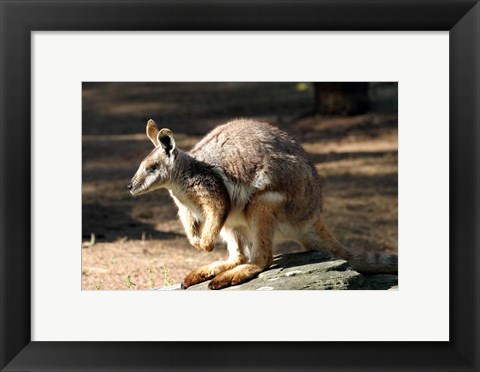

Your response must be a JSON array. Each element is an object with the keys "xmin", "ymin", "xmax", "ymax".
[
  {"xmin": 190, "ymin": 237, "xmax": 202, "ymax": 251},
  {"xmin": 199, "ymin": 241, "xmax": 215, "ymax": 252},
  {"xmin": 191, "ymin": 238, "xmax": 214, "ymax": 252},
  {"xmin": 181, "ymin": 268, "xmax": 214, "ymax": 289}
]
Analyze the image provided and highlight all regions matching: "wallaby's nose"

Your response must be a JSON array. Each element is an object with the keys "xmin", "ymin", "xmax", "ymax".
[{"xmin": 127, "ymin": 183, "xmax": 133, "ymax": 191}]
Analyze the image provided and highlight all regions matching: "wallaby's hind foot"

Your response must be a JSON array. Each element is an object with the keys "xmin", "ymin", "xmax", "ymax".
[
  {"xmin": 181, "ymin": 260, "xmax": 241, "ymax": 289},
  {"xmin": 208, "ymin": 262, "xmax": 270, "ymax": 290}
]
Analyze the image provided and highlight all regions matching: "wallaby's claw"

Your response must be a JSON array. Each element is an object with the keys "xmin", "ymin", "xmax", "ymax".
[
  {"xmin": 191, "ymin": 241, "xmax": 202, "ymax": 251},
  {"xmin": 208, "ymin": 276, "xmax": 231, "ymax": 290},
  {"xmin": 207, "ymin": 280, "xmax": 223, "ymax": 290},
  {"xmin": 208, "ymin": 272, "xmax": 240, "ymax": 290},
  {"xmin": 200, "ymin": 242, "xmax": 215, "ymax": 252},
  {"xmin": 190, "ymin": 239, "xmax": 203, "ymax": 252}
]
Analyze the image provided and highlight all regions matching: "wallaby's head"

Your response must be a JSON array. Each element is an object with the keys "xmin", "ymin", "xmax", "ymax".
[{"xmin": 128, "ymin": 119, "xmax": 177, "ymax": 195}]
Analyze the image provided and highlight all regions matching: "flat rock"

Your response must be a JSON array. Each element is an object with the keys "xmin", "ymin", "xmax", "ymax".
[{"xmin": 157, "ymin": 251, "xmax": 398, "ymax": 291}]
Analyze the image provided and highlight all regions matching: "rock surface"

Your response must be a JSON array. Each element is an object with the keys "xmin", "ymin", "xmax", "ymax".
[{"xmin": 157, "ymin": 251, "xmax": 398, "ymax": 291}]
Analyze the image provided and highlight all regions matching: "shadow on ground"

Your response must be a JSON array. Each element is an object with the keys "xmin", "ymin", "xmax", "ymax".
[{"xmin": 82, "ymin": 203, "xmax": 182, "ymax": 242}]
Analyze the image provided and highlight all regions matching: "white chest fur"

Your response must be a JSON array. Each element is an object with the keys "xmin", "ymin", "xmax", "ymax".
[{"xmin": 169, "ymin": 190, "xmax": 202, "ymax": 220}]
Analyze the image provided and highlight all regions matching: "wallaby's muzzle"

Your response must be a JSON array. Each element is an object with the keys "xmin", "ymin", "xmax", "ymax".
[
  {"xmin": 127, "ymin": 174, "xmax": 146, "ymax": 195},
  {"xmin": 127, "ymin": 171, "xmax": 145, "ymax": 195}
]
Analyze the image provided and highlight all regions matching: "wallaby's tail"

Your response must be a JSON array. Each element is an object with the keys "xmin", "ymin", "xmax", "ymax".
[
  {"xmin": 304, "ymin": 216, "xmax": 398, "ymax": 274},
  {"xmin": 346, "ymin": 252, "xmax": 397, "ymax": 274}
]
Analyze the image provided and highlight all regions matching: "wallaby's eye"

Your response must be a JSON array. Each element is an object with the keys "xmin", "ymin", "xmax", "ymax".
[{"xmin": 146, "ymin": 165, "xmax": 156, "ymax": 174}]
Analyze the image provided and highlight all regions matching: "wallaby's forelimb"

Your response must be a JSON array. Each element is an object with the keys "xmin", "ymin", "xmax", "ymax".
[
  {"xmin": 175, "ymin": 203, "xmax": 201, "ymax": 249},
  {"xmin": 171, "ymin": 172, "xmax": 230, "ymax": 252},
  {"xmin": 196, "ymin": 203, "xmax": 228, "ymax": 252}
]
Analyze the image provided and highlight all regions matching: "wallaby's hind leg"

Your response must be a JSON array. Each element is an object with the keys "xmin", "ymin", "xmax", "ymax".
[
  {"xmin": 300, "ymin": 216, "xmax": 397, "ymax": 274},
  {"xmin": 181, "ymin": 227, "xmax": 248, "ymax": 289},
  {"xmin": 208, "ymin": 199, "xmax": 275, "ymax": 290}
]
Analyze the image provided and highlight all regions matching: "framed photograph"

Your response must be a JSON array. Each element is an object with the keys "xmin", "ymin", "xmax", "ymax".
[{"xmin": 1, "ymin": 1, "xmax": 479, "ymax": 371}]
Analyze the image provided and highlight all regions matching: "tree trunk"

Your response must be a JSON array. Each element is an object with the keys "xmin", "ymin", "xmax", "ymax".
[{"xmin": 314, "ymin": 83, "xmax": 370, "ymax": 115}]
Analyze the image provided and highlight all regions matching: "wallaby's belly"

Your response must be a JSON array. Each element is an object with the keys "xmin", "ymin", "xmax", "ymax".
[
  {"xmin": 224, "ymin": 208, "xmax": 249, "ymax": 228},
  {"xmin": 222, "ymin": 208, "xmax": 305, "ymax": 245}
]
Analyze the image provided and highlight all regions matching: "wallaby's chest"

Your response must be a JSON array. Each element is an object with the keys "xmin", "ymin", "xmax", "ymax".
[{"xmin": 169, "ymin": 191, "xmax": 202, "ymax": 220}]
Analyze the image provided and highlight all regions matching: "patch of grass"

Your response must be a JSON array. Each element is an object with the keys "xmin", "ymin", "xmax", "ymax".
[
  {"xmin": 82, "ymin": 233, "xmax": 96, "ymax": 249},
  {"xmin": 147, "ymin": 264, "xmax": 156, "ymax": 288},
  {"xmin": 163, "ymin": 265, "xmax": 174, "ymax": 286},
  {"xmin": 124, "ymin": 274, "xmax": 136, "ymax": 290}
]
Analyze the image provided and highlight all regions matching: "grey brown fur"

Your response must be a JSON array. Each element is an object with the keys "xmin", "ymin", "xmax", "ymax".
[{"xmin": 129, "ymin": 118, "xmax": 397, "ymax": 290}]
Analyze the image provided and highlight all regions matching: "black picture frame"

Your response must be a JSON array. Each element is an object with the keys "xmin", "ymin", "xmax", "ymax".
[{"xmin": 1, "ymin": 1, "xmax": 479, "ymax": 371}]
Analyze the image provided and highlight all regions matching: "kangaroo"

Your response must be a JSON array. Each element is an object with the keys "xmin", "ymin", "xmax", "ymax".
[{"xmin": 128, "ymin": 118, "xmax": 397, "ymax": 290}]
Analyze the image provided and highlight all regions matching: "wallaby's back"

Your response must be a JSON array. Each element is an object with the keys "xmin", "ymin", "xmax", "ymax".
[{"xmin": 189, "ymin": 119, "xmax": 323, "ymax": 222}]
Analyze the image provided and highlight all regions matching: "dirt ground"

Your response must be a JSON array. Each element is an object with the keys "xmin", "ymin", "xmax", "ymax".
[{"xmin": 82, "ymin": 82, "xmax": 398, "ymax": 290}]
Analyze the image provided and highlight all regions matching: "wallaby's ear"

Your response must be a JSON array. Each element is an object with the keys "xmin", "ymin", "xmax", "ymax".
[
  {"xmin": 146, "ymin": 119, "xmax": 160, "ymax": 147},
  {"xmin": 157, "ymin": 128, "xmax": 176, "ymax": 157}
]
